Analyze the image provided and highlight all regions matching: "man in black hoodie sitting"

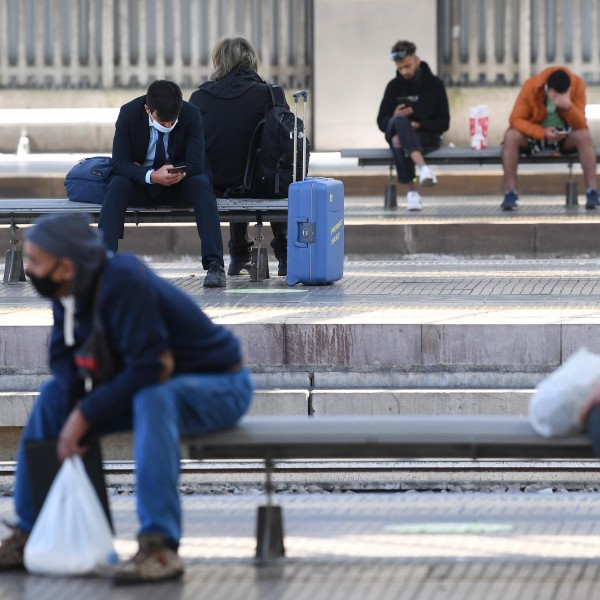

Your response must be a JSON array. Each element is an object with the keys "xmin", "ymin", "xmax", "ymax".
[
  {"xmin": 189, "ymin": 36, "xmax": 288, "ymax": 277},
  {"xmin": 377, "ymin": 40, "xmax": 450, "ymax": 211}
]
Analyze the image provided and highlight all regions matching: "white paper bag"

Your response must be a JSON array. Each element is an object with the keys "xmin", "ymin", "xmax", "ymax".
[
  {"xmin": 469, "ymin": 104, "xmax": 489, "ymax": 149},
  {"xmin": 529, "ymin": 348, "xmax": 600, "ymax": 438},
  {"xmin": 24, "ymin": 455, "xmax": 116, "ymax": 575}
]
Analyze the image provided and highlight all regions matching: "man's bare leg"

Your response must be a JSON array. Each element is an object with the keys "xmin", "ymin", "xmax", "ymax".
[
  {"xmin": 501, "ymin": 128, "xmax": 528, "ymax": 191},
  {"xmin": 563, "ymin": 128, "xmax": 597, "ymax": 190}
]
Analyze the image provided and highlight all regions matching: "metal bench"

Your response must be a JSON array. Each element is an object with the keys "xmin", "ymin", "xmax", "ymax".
[
  {"xmin": 340, "ymin": 146, "xmax": 600, "ymax": 208},
  {"xmin": 1, "ymin": 197, "xmax": 287, "ymax": 284},
  {"xmin": 187, "ymin": 415, "xmax": 594, "ymax": 563}
]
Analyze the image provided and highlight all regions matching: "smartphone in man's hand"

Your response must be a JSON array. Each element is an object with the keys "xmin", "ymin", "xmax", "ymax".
[
  {"xmin": 168, "ymin": 165, "xmax": 187, "ymax": 174},
  {"xmin": 396, "ymin": 95, "xmax": 419, "ymax": 105}
]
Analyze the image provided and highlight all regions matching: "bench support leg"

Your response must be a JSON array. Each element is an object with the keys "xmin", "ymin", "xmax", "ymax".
[
  {"xmin": 565, "ymin": 163, "xmax": 578, "ymax": 207},
  {"xmin": 255, "ymin": 458, "xmax": 285, "ymax": 564},
  {"xmin": 384, "ymin": 164, "xmax": 397, "ymax": 209},
  {"xmin": 3, "ymin": 221, "xmax": 26, "ymax": 284},
  {"xmin": 250, "ymin": 218, "xmax": 270, "ymax": 282}
]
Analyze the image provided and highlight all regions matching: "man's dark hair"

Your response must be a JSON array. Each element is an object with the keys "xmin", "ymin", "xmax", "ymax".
[
  {"xmin": 146, "ymin": 80, "xmax": 183, "ymax": 121},
  {"xmin": 546, "ymin": 69, "xmax": 571, "ymax": 94},
  {"xmin": 390, "ymin": 40, "xmax": 416, "ymax": 61}
]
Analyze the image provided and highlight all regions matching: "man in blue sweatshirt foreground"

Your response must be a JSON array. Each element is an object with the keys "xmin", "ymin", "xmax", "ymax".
[{"xmin": 0, "ymin": 213, "xmax": 253, "ymax": 583}]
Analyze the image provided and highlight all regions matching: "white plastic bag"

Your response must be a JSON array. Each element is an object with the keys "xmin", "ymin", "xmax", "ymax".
[
  {"xmin": 24, "ymin": 455, "xmax": 116, "ymax": 575},
  {"xmin": 529, "ymin": 348, "xmax": 600, "ymax": 438}
]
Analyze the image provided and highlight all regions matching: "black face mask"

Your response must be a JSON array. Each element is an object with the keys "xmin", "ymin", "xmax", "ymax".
[{"xmin": 26, "ymin": 260, "xmax": 62, "ymax": 298}]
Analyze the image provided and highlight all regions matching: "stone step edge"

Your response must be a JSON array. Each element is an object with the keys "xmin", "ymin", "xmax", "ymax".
[{"xmin": 0, "ymin": 388, "xmax": 536, "ymax": 426}]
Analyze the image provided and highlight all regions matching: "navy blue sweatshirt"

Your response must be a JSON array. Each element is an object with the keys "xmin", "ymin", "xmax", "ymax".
[{"xmin": 49, "ymin": 254, "xmax": 242, "ymax": 424}]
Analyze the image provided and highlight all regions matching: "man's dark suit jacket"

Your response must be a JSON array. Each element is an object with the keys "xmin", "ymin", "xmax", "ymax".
[{"xmin": 111, "ymin": 95, "xmax": 206, "ymax": 186}]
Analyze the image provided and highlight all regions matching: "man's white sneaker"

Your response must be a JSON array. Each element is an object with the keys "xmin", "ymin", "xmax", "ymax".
[
  {"xmin": 419, "ymin": 165, "xmax": 437, "ymax": 187},
  {"xmin": 407, "ymin": 191, "xmax": 423, "ymax": 211}
]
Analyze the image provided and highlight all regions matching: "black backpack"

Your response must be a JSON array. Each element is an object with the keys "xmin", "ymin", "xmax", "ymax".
[{"xmin": 242, "ymin": 84, "xmax": 310, "ymax": 199}]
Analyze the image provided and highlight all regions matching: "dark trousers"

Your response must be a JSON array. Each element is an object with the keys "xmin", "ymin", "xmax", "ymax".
[
  {"xmin": 228, "ymin": 221, "xmax": 287, "ymax": 261},
  {"xmin": 385, "ymin": 116, "xmax": 441, "ymax": 184},
  {"xmin": 99, "ymin": 174, "xmax": 224, "ymax": 269}
]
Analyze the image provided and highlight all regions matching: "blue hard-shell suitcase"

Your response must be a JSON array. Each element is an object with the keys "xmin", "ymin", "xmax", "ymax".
[
  {"xmin": 286, "ymin": 91, "xmax": 344, "ymax": 286},
  {"xmin": 286, "ymin": 177, "xmax": 344, "ymax": 285}
]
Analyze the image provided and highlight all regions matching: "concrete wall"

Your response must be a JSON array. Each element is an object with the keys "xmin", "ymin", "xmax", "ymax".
[{"xmin": 313, "ymin": 0, "xmax": 437, "ymax": 151}]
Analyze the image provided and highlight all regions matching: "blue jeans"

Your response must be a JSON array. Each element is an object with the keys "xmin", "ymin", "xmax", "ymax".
[{"xmin": 14, "ymin": 368, "xmax": 254, "ymax": 546}]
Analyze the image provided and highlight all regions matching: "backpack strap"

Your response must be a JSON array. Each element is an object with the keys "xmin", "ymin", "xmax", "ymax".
[
  {"xmin": 242, "ymin": 116, "xmax": 266, "ymax": 191},
  {"xmin": 242, "ymin": 84, "xmax": 283, "ymax": 191}
]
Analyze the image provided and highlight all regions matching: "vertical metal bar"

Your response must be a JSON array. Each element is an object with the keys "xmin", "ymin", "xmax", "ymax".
[
  {"xmin": 545, "ymin": 0, "xmax": 556, "ymax": 63},
  {"xmin": 8, "ymin": 0, "xmax": 18, "ymax": 67},
  {"xmin": 511, "ymin": 0, "xmax": 519, "ymax": 65},
  {"xmin": 199, "ymin": 0, "xmax": 209, "ymax": 67},
  {"xmin": 128, "ymin": 0, "xmax": 139, "ymax": 66},
  {"xmin": 164, "ymin": 0, "xmax": 174, "ymax": 66},
  {"xmin": 304, "ymin": 0, "xmax": 312, "ymax": 87},
  {"xmin": 181, "ymin": 0, "xmax": 191, "ymax": 66},
  {"xmin": 78, "ymin": 0, "xmax": 89, "ymax": 67},
  {"xmin": 530, "ymin": 0, "xmax": 538, "ymax": 66},
  {"xmin": 271, "ymin": 0, "xmax": 279, "ymax": 69},
  {"xmin": 146, "ymin": 0, "xmax": 157, "ymax": 66},
  {"xmin": 494, "ymin": 0, "xmax": 505, "ymax": 64},
  {"xmin": 581, "ymin": 0, "xmax": 592, "ymax": 62},
  {"xmin": 563, "ymin": 1, "xmax": 573, "ymax": 64},
  {"xmin": 44, "ymin": 0, "xmax": 53, "ymax": 68},
  {"xmin": 61, "ymin": 0, "xmax": 70, "ymax": 67},
  {"xmin": 458, "ymin": 0, "xmax": 469, "ymax": 64},
  {"xmin": 438, "ymin": 0, "xmax": 453, "ymax": 67},
  {"xmin": 25, "ymin": 0, "xmax": 35, "ymax": 66},
  {"xmin": 288, "ymin": 0, "xmax": 297, "ymax": 67},
  {"xmin": 476, "ymin": 0, "xmax": 486, "ymax": 64},
  {"xmin": 101, "ymin": 0, "xmax": 114, "ymax": 87},
  {"xmin": 251, "ymin": 0, "xmax": 262, "ymax": 60}
]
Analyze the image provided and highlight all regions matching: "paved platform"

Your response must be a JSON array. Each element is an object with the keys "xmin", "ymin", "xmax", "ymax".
[
  {"xmin": 4, "ymin": 256, "xmax": 600, "ymax": 325},
  {"xmin": 1, "ymin": 491, "xmax": 600, "ymax": 598}
]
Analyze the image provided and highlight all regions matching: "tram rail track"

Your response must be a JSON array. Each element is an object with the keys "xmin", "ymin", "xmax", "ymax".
[{"xmin": 2, "ymin": 459, "xmax": 599, "ymax": 491}]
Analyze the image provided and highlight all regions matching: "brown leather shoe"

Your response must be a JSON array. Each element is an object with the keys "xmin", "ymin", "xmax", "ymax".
[
  {"xmin": 112, "ymin": 534, "xmax": 183, "ymax": 584},
  {"xmin": 0, "ymin": 525, "xmax": 28, "ymax": 571}
]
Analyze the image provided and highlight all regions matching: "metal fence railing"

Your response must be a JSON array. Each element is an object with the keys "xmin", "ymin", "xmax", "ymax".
[
  {"xmin": 438, "ymin": 0, "xmax": 600, "ymax": 86},
  {"xmin": 0, "ymin": 0, "xmax": 312, "ymax": 89}
]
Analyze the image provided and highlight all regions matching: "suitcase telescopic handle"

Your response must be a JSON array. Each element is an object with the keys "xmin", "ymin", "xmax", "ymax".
[{"xmin": 292, "ymin": 90, "xmax": 309, "ymax": 182}]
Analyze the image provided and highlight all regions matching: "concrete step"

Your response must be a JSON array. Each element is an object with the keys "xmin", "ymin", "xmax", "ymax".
[
  {"xmin": 0, "ymin": 165, "xmax": 585, "ymax": 199},
  {"xmin": 0, "ymin": 388, "xmax": 533, "ymax": 461},
  {"xmin": 0, "ymin": 321, "xmax": 584, "ymax": 391}
]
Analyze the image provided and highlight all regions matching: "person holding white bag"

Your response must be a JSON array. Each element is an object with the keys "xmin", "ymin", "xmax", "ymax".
[{"xmin": 0, "ymin": 213, "xmax": 253, "ymax": 583}]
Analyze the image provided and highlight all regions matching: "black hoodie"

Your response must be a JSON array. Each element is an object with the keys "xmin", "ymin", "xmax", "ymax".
[
  {"xmin": 376, "ymin": 61, "xmax": 450, "ymax": 137},
  {"xmin": 189, "ymin": 69, "xmax": 271, "ymax": 192}
]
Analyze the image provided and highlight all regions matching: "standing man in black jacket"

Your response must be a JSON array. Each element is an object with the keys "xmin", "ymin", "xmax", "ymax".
[
  {"xmin": 189, "ymin": 36, "xmax": 288, "ymax": 277},
  {"xmin": 377, "ymin": 40, "xmax": 450, "ymax": 211}
]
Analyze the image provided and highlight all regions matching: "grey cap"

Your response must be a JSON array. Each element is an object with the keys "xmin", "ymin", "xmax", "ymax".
[{"xmin": 25, "ymin": 213, "xmax": 104, "ymax": 269}]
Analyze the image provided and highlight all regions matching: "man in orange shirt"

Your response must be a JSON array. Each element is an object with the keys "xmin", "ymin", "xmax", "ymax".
[{"xmin": 501, "ymin": 67, "xmax": 598, "ymax": 210}]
